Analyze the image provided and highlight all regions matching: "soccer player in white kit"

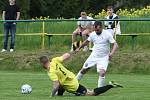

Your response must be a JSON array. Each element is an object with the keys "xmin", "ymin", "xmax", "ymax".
[{"xmin": 76, "ymin": 21, "xmax": 118, "ymax": 87}]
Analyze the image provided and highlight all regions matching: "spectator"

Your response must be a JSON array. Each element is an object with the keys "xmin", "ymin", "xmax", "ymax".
[
  {"xmin": 71, "ymin": 11, "xmax": 94, "ymax": 52},
  {"xmin": 1, "ymin": 0, "xmax": 20, "ymax": 52},
  {"xmin": 104, "ymin": 5, "xmax": 121, "ymax": 36}
]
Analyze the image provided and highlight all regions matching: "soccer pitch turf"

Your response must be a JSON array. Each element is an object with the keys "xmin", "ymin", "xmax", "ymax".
[{"xmin": 0, "ymin": 71, "xmax": 150, "ymax": 100}]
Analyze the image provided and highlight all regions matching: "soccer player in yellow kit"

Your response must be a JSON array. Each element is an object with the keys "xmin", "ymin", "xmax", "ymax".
[{"xmin": 40, "ymin": 53, "xmax": 123, "ymax": 97}]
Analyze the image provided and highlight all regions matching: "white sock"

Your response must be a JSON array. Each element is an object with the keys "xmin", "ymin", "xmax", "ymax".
[
  {"xmin": 98, "ymin": 76, "xmax": 105, "ymax": 87},
  {"xmin": 76, "ymin": 72, "xmax": 83, "ymax": 81}
]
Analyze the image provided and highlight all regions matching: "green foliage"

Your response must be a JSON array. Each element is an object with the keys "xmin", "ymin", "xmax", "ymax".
[
  {"xmin": 0, "ymin": 0, "xmax": 149, "ymax": 18},
  {"xmin": 124, "ymin": 0, "xmax": 149, "ymax": 8},
  {"xmin": 29, "ymin": 0, "xmax": 91, "ymax": 18},
  {"xmin": 0, "ymin": 0, "xmax": 7, "ymax": 11},
  {"xmin": 16, "ymin": 0, "xmax": 30, "ymax": 19},
  {"xmin": 92, "ymin": 5, "xmax": 150, "ymax": 18}
]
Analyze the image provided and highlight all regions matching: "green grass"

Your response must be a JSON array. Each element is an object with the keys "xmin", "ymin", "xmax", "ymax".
[
  {"xmin": 0, "ymin": 71, "xmax": 150, "ymax": 100},
  {"xmin": 0, "ymin": 50, "xmax": 150, "ymax": 73}
]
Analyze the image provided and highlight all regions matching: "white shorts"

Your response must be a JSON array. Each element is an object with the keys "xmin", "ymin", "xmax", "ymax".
[{"xmin": 83, "ymin": 55, "xmax": 109, "ymax": 72}]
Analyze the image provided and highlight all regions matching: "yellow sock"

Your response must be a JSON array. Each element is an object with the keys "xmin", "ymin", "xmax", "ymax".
[{"xmin": 73, "ymin": 42, "xmax": 77, "ymax": 47}]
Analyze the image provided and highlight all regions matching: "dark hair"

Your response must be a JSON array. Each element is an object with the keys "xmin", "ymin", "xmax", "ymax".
[
  {"xmin": 107, "ymin": 5, "xmax": 114, "ymax": 10},
  {"xmin": 39, "ymin": 56, "xmax": 49, "ymax": 64},
  {"xmin": 94, "ymin": 21, "xmax": 102, "ymax": 27},
  {"xmin": 80, "ymin": 11, "xmax": 87, "ymax": 15}
]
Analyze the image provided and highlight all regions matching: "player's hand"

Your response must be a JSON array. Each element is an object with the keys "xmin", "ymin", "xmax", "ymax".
[
  {"xmin": 13, "ymin": 22, "xmax": 16, "ymax": 25},
  {"xmin": 75, "ymin": 48, "xmax": 80, "ymax": 53}
]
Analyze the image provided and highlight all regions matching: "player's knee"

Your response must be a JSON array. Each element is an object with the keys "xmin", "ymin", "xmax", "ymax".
[
  {"xmin": 99, "ymin": 69, "xmax": 106, "ymax": 77},
  {"xmin": 80, "ymin": 69, "xmax": 86, "ymax": 74},
  {"xmin": 73, "ymin": 32, "xmax": 78, "ymax": 36},
  {"xmin": 80, "ymin": 68, "xmax": 90, "ymax": 74},
  {"xmin": 82, "ymin": 31, "xmax": 87, "ymax": 36}
]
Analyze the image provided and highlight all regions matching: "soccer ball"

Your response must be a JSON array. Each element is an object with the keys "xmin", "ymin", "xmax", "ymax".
[{"xmin": 21, "ymin": 84, "xmax": 32, "ymax": 94}]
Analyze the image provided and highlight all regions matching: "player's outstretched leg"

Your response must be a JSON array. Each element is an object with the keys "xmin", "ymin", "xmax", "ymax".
[
  {"xmin": 93, "ymin": 81, "xmax": 123, "ymax": 96},
  {"xmin": 93, "ymin": 85, "xmax": 113, "ymax": 96},
  {"xmin": 75, "ymin": 81, "xmax": 123, "ymax": 96}
]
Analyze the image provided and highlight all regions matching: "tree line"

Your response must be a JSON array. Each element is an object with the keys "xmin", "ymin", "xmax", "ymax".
[{"xmin": 0, "ymin": 0, "xmax": 149, "ymax": 19}]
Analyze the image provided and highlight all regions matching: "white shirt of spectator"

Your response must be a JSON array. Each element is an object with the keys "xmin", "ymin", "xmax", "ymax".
[
  {"xmin": 87, "ymin": 30, "xmax": 116, "ymax": 57},
  {"xmin": 104, "ymin": 13, "xmax": 121, "ymax": 35},
  {"xmin": 77, "ymin": 16, "xmax": 94, "ymax": 29}
]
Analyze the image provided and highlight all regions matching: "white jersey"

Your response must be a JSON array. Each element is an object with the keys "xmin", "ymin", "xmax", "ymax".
[
  {"xmin": 87, "ymin": 30, "xmax": 116, "ymax": 57},
  {"xmin": 77, "ymin": 16, "xmax": 94, "ymax": 29}
]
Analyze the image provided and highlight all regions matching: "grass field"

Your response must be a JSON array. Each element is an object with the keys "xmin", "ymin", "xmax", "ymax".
[
  {"xmin": 0, "ymin": 50, "xmax": 150, "ymax": 73},
  {"xmin": 0, "ymin": 18, "xmax": 150, "ymax": 100},
  {"xmin": 0, "ymin": 71, "xmax": 150, "ymax": 100}
]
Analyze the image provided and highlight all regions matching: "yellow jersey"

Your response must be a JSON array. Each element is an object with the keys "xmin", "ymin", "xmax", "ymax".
[{"xmin": 48, "ymin": 56, "xmax": 79, "ymax": 93}]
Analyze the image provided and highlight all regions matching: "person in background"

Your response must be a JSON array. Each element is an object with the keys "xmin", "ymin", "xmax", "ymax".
[
  {"xmin": 104, "ymin": 5, "xmax": 121, "ymax": 36},
  {"xmin": 1, "ymin": 0, "xmax": 20, "ymax": 52},
  {"xmin": 71, "ymin": 11, "xmax": 94, "ymax": 52}
]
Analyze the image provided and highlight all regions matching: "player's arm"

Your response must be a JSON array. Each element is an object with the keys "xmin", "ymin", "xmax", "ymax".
[
  {"xmin": 108, "ymin": 33, "xmax": 118, "ymax": 59},
  {"xmin": 76, "ymin": 40, "xmax": 89, "ymax": 52},
  {"xmin": 16, "ymin": 12, "xmax": 20, "ymax": 20},
  {"xmin": 2, "ymin": 11, "xmax": 5, "ymax": 20},
  {"xmin": 51, "ymin": 80, "xmax": 60, "ymax": 97},
  {"xmin": 110, "ymin": 42, "xmax": 118, "ymax": 57},
  {"xmin": 16, "ymin": 6, "xmax": 20, "ymax": 22},
  {"xmin": 52, "ymin": 53, "xmax": 71, "ymax": 63},
  {"xmin": 76, "ymin": 33, "xmax": 92, "ymax": 52},
  {"xmin": 61, "ymin": 53, "xmax": 71, "ymax": 61}
]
